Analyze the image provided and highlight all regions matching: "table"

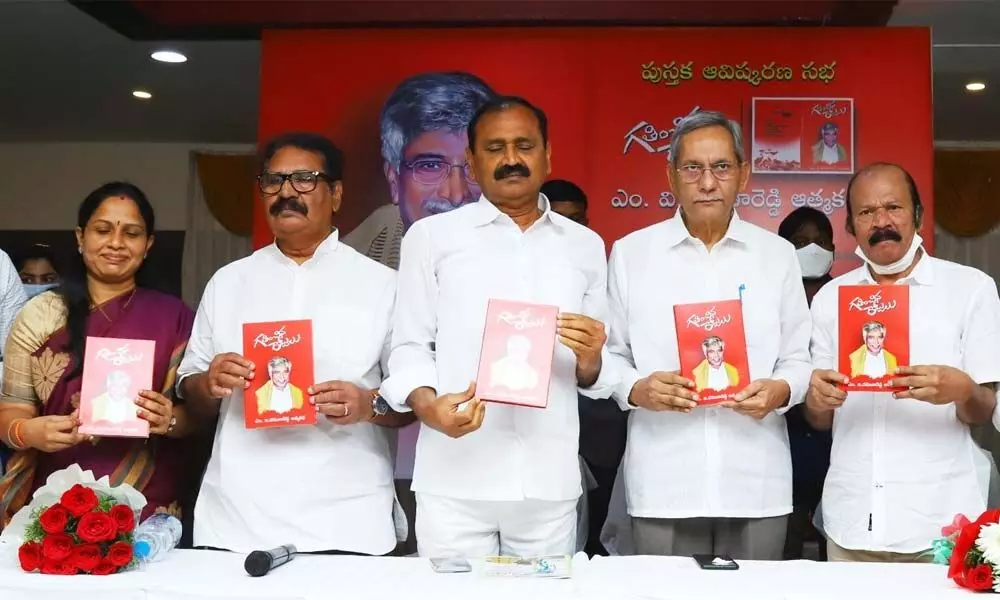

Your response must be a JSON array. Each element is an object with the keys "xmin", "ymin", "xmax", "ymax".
[{"xmin": 0, "ymin": 549, "xmax": 972, "ymax": 600}]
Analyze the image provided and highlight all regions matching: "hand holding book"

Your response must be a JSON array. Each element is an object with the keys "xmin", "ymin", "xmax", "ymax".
[
  {"xmin": 556, "ymin": 313, "xmax": 607, "ymax": 387},
  {"xmin": 629, "ymin": 371, "xmax": 699, "ymax": 413},
  {"xmin": 134, "ymin": 390, "xmax": 174, "ymax": 435},
  {"xmin": 19, "ymin": 409, "xmax": 89, "ymax": 453},
  {"xmin": 206, "ymin": 353, "xmax": 255, "ymax": 398},
  {"xmin": 806, "ymin": 369, "xmax": 849, "ymax": 414},
  {"xmin": 309, "ymin": 381, "xmax": 372, "ymax": 425},
  {"xmin": 409, "ymin": 382, "xmax": 486, "ymax": 439},
  {"xmin": 890, "ymin": 365, "xmax": 977, "ymax": 405},
  {"xmin": 720, "ymin": 378, "xmax": 791, "ymax": 420}
]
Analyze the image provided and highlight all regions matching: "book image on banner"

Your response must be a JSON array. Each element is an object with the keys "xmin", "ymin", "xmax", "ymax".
[
  {"xmin": 79, "ymin": 337, "xmax": 155, "ymax": 438},
  {"xmin": 475, "ymin": 299, "xmax": 559, "ymax": 408},
  {"xmin": 838, "ymin": 285, "xmax": 909, "ymax": 392},
  {"xmin": 242, "ymin": 320, "xmax": 316, "ymax": 428},
  {"xmin": 673, "ymin": 300, "xmax": 750, "ymax": 406},
  {"xmin": 751, "ymin": 97, "xmax": 855, "ymax": 175}
]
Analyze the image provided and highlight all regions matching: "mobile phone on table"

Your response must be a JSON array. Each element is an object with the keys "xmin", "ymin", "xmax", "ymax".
[
  {"xmin": 430, "ymin": 557, "xmax": 472, "ymax": 573},
  {"xmin": 692, "ymin": 554, "xmax": 739, "ymax": 570}
]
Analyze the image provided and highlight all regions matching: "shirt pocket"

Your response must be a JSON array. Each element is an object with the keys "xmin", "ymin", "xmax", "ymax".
[
  {"xmin": 312, "ymin": 305, "xmax": 384, "ymax": 382},
  {"xmin": 740, "ymin": 280, "xmax": 783, "ymax": 380}
]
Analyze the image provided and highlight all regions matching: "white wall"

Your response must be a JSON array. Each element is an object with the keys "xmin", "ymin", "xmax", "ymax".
[{"xmin": 0, "ymin": 142, "xmax": 254, "ymax": 231}]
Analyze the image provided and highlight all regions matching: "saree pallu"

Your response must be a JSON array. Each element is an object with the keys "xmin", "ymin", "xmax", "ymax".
[{"xmin": 0, "ymin": 289, "xmax": 195, "ymax": 526}]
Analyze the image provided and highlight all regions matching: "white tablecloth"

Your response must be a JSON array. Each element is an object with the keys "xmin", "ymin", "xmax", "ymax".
[{"xmin": 0, "ymin": 549, "xmax": 970, "ymax": 600}]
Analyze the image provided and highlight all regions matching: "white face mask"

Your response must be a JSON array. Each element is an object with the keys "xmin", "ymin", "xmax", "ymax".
[
  {"xmin": 22, "ymin": 283, "xmax": 57, "ymax": 299},
  {"xmin": 855, "ymin": 232, "xmax": 923, "ymax": 276},
  {"xmin": 795, "ymin": 243, "xmax": 834, "ymax": 280}
]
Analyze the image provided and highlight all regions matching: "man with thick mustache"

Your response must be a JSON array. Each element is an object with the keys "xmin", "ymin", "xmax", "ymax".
[
  {"xmin": 383, "ymin": 96, "xmax": 614, "ymax": 557},
  {"xmin": 177, "ymin": 132, "xmax": 414, "ymax": 555},
  {"xmin": 807, "ymin": 162, "xmax": 1000, "ymax": 562}
]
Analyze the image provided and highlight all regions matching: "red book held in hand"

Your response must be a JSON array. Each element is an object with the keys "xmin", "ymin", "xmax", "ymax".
[
  {"xmin": 673, "ymin": 300, "xmax": 751, "ymax": 406},
  {"xmin": 242, "ymin": 320, "xmax": 316, "ymax": 428},
  {"xmin": 838, "ymin": 285, "xmax": 909, "ymax": 392},
  {"xmin": 476, "ymin": 299, "xmax": 559, "ymax": 408},
  {"xmin": 79, "ymin": 337, "xmax": 155, "ymax": 438}
]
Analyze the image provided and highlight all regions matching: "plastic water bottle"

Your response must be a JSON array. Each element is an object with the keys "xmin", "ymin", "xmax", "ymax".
[{"xmin": 133, "ymin": 513, "xmax": 182, "ymax": 563}]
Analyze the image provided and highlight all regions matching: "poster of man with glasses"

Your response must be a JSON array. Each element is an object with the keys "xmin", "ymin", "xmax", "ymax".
[{"xmin": 343, "ymin": 72, "xmax": 497, "ymax": 269}]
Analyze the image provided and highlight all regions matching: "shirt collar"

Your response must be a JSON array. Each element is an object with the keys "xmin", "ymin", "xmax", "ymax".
[
  {"xmin": 856, "ymin": 249, "xmax": 934, "ymax": 286},
  {"xmin": 467, "ymin": 193, "xmax": 564, "ymax": 230},
  {"xmin": 266, "ymin": 228, "xmax": 340, "ymax": 264},
  {"xmin": 662, "ymin": 207, "xmax": 749, "ymax": 249}
]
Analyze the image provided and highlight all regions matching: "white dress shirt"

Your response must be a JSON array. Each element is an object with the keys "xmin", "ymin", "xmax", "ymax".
[
  {"xmin": 382, "ymin": 195, "xmax": 616, "ymax": 503},
  {"xmin": 606, "ymin": 211, "xmax": 812, "ymax": 519},
  {"xmin": 177, "ymin": 232, "xmax": 405, "ymax": 554},
  {"xmin": 813, "ymin": 253, "xmax": 1000, "ymax": 552},
  {"xmin": 707, "ymin": 365, "xmax": 730, "ymax": 391},
  {"xmin": 863, "ymin": 351, "xmax": 888, "ymax": 378},
  {"xmin": 821, "ymin": 144, "xmax": 840, "ymax": 164},
  {"xmin": 0, "ymin": 250, "xmax": 27, "ymax": 387}
]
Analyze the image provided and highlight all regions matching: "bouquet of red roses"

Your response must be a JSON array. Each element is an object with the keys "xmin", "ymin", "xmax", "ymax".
[
  {"xmin": 931, "ymin": 509, "xmax": 1000, "ymax": 592},
  {"xmin": 0, "ymin": 465, "xmax": 147, "ymax": 576},
  {"xmin": 16, "ymin": 483, "xmax": 138, "ymax": 575}
]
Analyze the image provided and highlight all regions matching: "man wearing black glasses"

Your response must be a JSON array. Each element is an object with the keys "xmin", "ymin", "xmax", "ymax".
[
  {"xmin": 602, "ymin": 111, "xmax": 811, "ymax": 560},
  {"xmin": 178, "ymin": 132, "xmax": 413, "ymax": 556}
]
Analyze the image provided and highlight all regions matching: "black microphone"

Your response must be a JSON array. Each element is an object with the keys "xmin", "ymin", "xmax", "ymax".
[{"xmin": 244, "ymin": 544, "xmax": 297, "ymax": 577}]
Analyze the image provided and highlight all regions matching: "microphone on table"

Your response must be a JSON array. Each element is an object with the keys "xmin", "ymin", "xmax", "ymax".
[{"xmin": 244, "ymin": 544, "xmax": 298, "ymax": 577}]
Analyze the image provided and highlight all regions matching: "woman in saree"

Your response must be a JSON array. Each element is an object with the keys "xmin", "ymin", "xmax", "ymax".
[{"xmin": 0, "ymin": 182, "xmax": 200, "ymax": 526}]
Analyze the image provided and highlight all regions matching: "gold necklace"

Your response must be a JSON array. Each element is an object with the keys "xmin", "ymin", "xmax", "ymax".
[{"xmin": 92, "ymin": 287, "xmax": 137, "ymax": 323}]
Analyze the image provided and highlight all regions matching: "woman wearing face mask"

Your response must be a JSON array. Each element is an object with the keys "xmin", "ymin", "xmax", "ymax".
[
  {"xmin": 16, "ymin": 244, "xmax": 61, "ymax": 299},
  {"xmin": 777, "ymin": 206, "xmax": 835, "ymax": 561},
  {"xmin": 0, "ymin": 182, "xmax": 205, "ymax": 527}
]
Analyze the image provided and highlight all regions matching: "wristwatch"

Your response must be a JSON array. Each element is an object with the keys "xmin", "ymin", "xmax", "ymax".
[
  {"xmin": 371, "ymin": 389, "xmax": 390, "ymax": 419},
  {"xmin": 166, "ymin": 415, "xmax": 177, "ymax": 434}
]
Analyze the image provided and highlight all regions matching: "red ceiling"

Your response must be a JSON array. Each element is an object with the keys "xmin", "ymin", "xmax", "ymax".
[{"xmin": 71, "ymin": 0, "xmax": 898, "ymax": 39}]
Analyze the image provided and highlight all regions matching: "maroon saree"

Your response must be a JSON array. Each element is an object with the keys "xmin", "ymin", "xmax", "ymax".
[{"xmin": 1, "ymin": 288, "xmax": 194, "ymax": 525}]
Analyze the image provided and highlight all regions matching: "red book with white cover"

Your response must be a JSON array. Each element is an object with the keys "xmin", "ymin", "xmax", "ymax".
[
  {"xmin": 79, "ymin": 337, "xmax": 155, "ymax": 438},
  {"xmin": 673, "ymin": 300, "xmax": 751, "ymax": 406},
  {"xmin": 242, "ymin": 320, "xmax": 316, "ymax": 428},
  {"xmin": 838, "ymin": 285, "xmax": 909, "ymax": 392},
  {"xmin": 476, "ymin": 299, "xmax": 559, "ymax": 408}
]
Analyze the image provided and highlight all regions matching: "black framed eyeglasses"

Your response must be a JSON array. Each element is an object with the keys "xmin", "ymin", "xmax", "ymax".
[
  {"xmin": 402, "ymin": 159, "xmax": 477, "ymax": 186},
  {"xmin": 257, "ymin": 170, "xmax": 331, "ymax": 195},
  {"xmin": 675, "ymin": 162, "xmax": 739, "ymax": 183}
]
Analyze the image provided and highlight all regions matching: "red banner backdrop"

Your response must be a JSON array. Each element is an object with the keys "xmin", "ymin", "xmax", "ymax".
[{"xmin": 257, "ymin": 27, "xmax": 932, "ymax": 276}]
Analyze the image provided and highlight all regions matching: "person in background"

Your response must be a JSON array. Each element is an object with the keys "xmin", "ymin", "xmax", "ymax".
[
  {"xmin": 807, "ymin": 162, "xmax": 1000, "ymax": 562},
  {"xmin": 177, "ymin": 132, "xmax": 413, "ymax": 555},
  {"xmin": 383, "ymin": 96, "xmax": 614, "ymax": 557},
  {"xmin": 15, "ymin": 243, "xmax": 61, "ymax": 300},
  {"xmin": 604, "ymin": 110, "xmax": 811, "ymax": 560},
  {"xmin": 0, "ymin": 182, "xmax": 200, "ymax": 525},
  {"xmin": 543, "ymin": 178, "xmax": 623, "ymax": 556},
  {"xmin": 777, "ymin": 206, "xmax": 834, "ymax": 560}
]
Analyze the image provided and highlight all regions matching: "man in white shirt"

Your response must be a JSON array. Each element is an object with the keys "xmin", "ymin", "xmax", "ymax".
[
  {"xmin": 177, "ymin": 132, "xmax": 414, "ymax": 555},
  {"xmin": 383, "ymin": 96, "xmax": 614, "ymax": 558},
  {"xmin": 605, "ymin": 110, "xmax": 812, "ymax": 560},
  {"xmin": 807, "ymin": 162, "xmax": 1000, "ymax": 562}
]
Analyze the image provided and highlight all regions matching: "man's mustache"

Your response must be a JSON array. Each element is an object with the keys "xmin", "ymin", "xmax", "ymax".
[
  {"xmin": 494, "ymin": 163, "xmax": 531, "ymax": 180},
  {"xmin": 868, "ymin": 227, "xmax": 902, "ymax": 245},
  {"xmin": 269, "ymin": 196, "xmax": 308, "ymax": 216}
]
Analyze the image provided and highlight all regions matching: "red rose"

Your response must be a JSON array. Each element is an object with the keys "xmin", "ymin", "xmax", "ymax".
[
  {"xmin": 950, "ymin": 523, "xmax": 983, "ymax": 578},
  {"xmin": 38, "ymin": 504, "xmax": 69, "ymax": 534},
  {"xmin": 68, "ymin": 543, "xmax": 101, "ymax": 573},
  {"xmin": 18, "ymin": 541, "xmax": 42, "ymax": 572},
  {"xmin": 968, "ymin": 564, "xmax": 995, "ymax": 591},
  {"xmin": 60, "ymin": 484, "xmax": 99, "ymax": 518},
  {"xmin": 41, "ymin": 533, "xmax": 74, "ymax": 562},
  {"xmin": 976, "ymin": 510, "xmax": 1000, "ymax": 526},
  {"xmin": 110, "ymin": 504, "xmax": 136, "ymax": 534},
  {"xmin": 91, "ymin": 560, "xmax": 117, "ymax": 576},
  {"xmin": 76, "ymin": 511, "xmax": 117, "ymax": 543},
  {"xmin": 106, "ymin": 541, "xmax": 134, "ymax": 568},
  {"xmin": 40, "ymin": 557, "xmax": 77, "ymax": 576}
]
